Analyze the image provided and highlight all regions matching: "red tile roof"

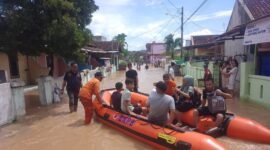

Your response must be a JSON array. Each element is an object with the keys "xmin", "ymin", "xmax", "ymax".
[
  {"xmin": 192, "ymin": 35, "xmax": 219, "ymax": 45},
  {"xmin": 243, "ymin": 0, "xmax": 270, "ymax": 19}
]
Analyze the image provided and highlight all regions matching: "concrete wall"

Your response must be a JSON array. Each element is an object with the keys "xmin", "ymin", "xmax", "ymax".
[
  {"xmin": 227, "ymin": 0, "xmax": 250, "ymax": 31},
  {"xmin": 28, "ymin": 57, "xmax": 50, "ymax": 84},
  {"xmin": 240, "ymin": 62, "xmax": 270, "ymax": 108},
  {"xmin": 225, "ymin": 0, "xmax": 250, "ymax": 57},
  {"xmin": 18, "ymin": 53, "xmax": 28, "ymax": 84},
  {"xmin": 0, "ymin": 52, "xmax": 28, "ymax": 83},
  {"xmin": 0, "ymin": 52, "xmax": 10, "ymax": 81},
  {"xmin": 224, "ymin": 39, "xmax": 246, "ymax": 57},
  {"xmin": 53, "ymin": 55, "xmax": 67, "ymax": 78},
  {"xmin": 0, "ymin": 83, "xmax": 15, "ymax": 126}
]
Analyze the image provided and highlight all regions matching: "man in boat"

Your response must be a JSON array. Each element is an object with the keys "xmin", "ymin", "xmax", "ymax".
[
  {"xmin": 162, "ymin": 73, "xmax": 177, "ymax": 100},
  {"xmin": 147, "ymin": 81, "xmax": 184, "ymax": 131},
  {"xmin": 121, "ymin": 79, "xmax": 144, "ymax": 115},
  {"xmin": 110, "ymin": 82, "xmax": 123, "ymax": 112},
  {"xmin": 61, "ymin": 62, "xmax": 82, "ymax": 112},
  {"xmin": 196, "ymin": 78, "xmax": 232, "ymax": 132},
  {"xmin": 79, "ymin": 72, "xmax": 104, "ymax": 125},
  {"xmin": 126, "ymin": 62, "xmax": 139, "ymax": 92}
]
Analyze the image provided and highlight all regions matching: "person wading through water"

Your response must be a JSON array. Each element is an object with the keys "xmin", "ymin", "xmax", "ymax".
[
  {"xmin": 126, "ymin": 62, "xmax": 139, "ymax": 92},
  {"xmin": 61, "ymin": 62, "xmax": 82, "ymax": 112},
  {"xmin": 79, "ymin": 72, "xmax": 104, "ymax": 125}
]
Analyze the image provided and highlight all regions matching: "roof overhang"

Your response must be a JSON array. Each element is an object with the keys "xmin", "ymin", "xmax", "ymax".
[
  {"xmin": 184, "ymin": 41, "xmax": 224, "ymax": 50},
  {"xmin": 81, "ymin": 47, "xmax": 119, "ymax": 54}
]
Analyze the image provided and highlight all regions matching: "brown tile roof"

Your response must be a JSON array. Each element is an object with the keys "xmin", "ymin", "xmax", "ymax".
[
  {"xmin": 191, "ymin": 35, "xmax": 219, "ymax": 45},
  {"xmin": 243, "ymin": 0, "xmax": 270, "ymax": 19}
]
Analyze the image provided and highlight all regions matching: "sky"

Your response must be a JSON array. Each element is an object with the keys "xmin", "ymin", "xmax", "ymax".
[{"xmin": 87, "ymin": 0, "xmax": 235, "ymax": 51}]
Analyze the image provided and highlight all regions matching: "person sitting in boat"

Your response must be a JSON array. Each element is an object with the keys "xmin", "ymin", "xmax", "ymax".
[
  {"xmin": 147, "ymin": 81, "xmax": 184, "ymax": 131},
  {"xmin": 196, "ymin": 78, "xmax": 232, "ymax": 132},
  {"xmin": 175, "ymin": 75, "xmax": 199, "ymax": 126},
  {"xmin": 162, "ymin": 73, "xmax": 177, "ymax": 100},
  {"xmin": 110, "ymin": 82, "xmax": 123, "ymax": 112},
  {"xmin": 121, "ymin": 79, "xmax": 145, "ymax": 115}
]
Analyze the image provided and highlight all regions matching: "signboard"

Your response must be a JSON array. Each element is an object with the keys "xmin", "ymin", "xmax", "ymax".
[{"xmin": 244, "ymin": 17, "xmax": 270, "ymax": 45}]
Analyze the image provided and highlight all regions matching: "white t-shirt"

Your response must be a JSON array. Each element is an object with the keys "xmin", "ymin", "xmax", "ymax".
[
  {"xmin": 169, "ymin": 67, "xmax": 175, "ymax": 77},
  {"xmin": 121, "ymin": 89, "xmax": 134, "ymax": 113},
  {"xmin": 227, "ymin": 67, "xmax": 238, "ymax": 90}
]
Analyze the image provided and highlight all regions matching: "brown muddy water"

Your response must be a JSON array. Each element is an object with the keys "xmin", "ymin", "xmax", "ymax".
[{"xmin": 0, "ymin": 67, "xmax": 270, "ymax": 150}]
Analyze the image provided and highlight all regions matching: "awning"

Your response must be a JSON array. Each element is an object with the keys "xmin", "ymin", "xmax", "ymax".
[
  {"xmin": 183, "ymin": 41, "xmax": 224, "ymax": 50},
  {"xmin": 81, "ymin": 47, "xmax": 119, "ymax": 54},
  {"xmin": 244, "ymin": 16, "xmax": 270, "ymax": 45}
]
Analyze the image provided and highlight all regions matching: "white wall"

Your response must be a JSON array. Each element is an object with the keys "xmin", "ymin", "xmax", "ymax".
[
  {"xmin": 225, "ymin": 39, "xmax": 245, "ymax": 56},
  {"xmin": 0, "ymin": 83, "xmax": 15, "ymax": 126}
]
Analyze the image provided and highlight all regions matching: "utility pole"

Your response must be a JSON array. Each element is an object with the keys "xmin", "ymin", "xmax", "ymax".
[{"xmin": 180, "ymin": 7, "xmax": 184, "ymax": 58}]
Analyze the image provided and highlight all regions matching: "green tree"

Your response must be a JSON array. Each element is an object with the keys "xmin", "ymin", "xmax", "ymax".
[
  {"xmin": 164, "ymin": 34, "xmax": 181, "ymax": 59},
  {"xmin": 0, "ymin": 0, "xmax": 98, "ymax": 61},
  {"xmin": 113, "ymin": 33, "xmax": 128, "ymax": 60}
]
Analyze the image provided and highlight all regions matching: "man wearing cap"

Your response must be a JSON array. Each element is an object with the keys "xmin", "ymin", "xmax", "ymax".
[
  {"xmin": 79, "ymin": 72, "xmax": 104, "ymax": 125},
  {"xmin": 61, "ymin": 62, "xmax": 82, "ymax": 112},
  {"xmin": 126, "ymin": 62, "xmax": 139, "ymax": 92}
]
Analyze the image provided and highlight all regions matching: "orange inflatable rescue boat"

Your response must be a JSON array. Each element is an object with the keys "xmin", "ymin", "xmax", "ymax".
[{"xmin": 93, "ymin": 89, "xmax": 226, "ymax": 150}]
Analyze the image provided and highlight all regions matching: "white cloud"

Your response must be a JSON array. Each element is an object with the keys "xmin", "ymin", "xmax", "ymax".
[
  {"xmin": 183, "ymin": 29, "xmax": 214, "ymax": 40},
  {"xmin": 191, "ymin": 10, "xmax": 232, "ymax": 22},
  {"xmin": 97, "ymin": 0, "xmax": 133, "ymax": 6},
  {"xmin": 88, "ymin": 11, "xmax": 171, "ymax": 50},
  {"xmin": 144, "ymin": 0, "xmax": 163, "ymax": 6}
]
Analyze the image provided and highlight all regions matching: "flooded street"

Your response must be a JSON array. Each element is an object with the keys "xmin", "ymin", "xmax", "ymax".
[{"xmin": 1, "ymin": 67, "xmax": 270, "ymax": 150}]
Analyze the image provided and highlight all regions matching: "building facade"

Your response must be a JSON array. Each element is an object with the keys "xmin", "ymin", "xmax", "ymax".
[{"xmin": 146, "ymin": 42, "xmax": 167, "ymax": 64}]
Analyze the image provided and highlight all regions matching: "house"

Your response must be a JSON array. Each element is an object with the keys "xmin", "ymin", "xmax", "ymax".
[
  {"xmin": 221, "ymin": 0, "xmax": 270, "ymax": 107},
  {"xmin": 146, "ymin": 42, "xmax": 167, "ymax": 64},
  {"xmin": 93, "ymin": 36, "xmax": 107, "ymax": 42},
  {"xmin": 82, "ymin": 40, "xmax": 121, "ymax": 69},
  {"xmin": 184, "ymin": 35, "xmax": 224, "ymax": 58},
  {"xmin": 0, "ymin": 52, "xmax": 66, "ymax": 85},
  {"xmin": 220, "ymin": 0, "xmax": 270, "ymax": 58}
]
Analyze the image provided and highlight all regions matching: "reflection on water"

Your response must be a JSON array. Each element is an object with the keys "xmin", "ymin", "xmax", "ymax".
[{"xmin": 0, "ymin": 67, "xmax": 270, "ymax": 150}]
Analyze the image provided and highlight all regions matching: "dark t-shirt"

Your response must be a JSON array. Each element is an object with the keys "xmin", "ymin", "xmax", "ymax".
[
  {"xmin": 111, "ymin": 91, "xmax": 122, "ymax": 112},
  {"xmin": 64, "ymin": 71, "xmax": 82, "ymax": 92},
  {"xmin": 126, "ymin": 69, "xmax": 137, "ymax": 80}
]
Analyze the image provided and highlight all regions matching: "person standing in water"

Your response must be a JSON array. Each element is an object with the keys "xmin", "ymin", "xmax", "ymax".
[
  {"xmin": 126, "ymin": 62, "xmax": 139, "ymax": 92},
  {"xmin": 61, "ymin": 62, "xmax": 82, "ymax": 112},
  {"xmin": 79, "ymin": 72, "xmax": 104, "ymax": 125}
]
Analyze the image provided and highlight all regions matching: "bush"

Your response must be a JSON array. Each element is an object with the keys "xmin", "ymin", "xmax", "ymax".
[{"xmin": 118, "ymin": 60, "xmax": 127, "ymax": 70}]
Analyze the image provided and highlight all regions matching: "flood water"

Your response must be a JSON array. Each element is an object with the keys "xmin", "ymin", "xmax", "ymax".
[{"xmin": 0, "ymin": 67, "xmax": 270, "ymax": 150}]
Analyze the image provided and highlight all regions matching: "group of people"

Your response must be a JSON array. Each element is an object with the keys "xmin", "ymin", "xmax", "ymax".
[
  {"xmin": 61, "ymin": 62, "xmax": 232, "ymax": 134},
  {"xmin": 220, "ymin": 58, "xmax": 239, "ymax": 96},
  {"xmin": 110, "ymin": 62, "xmax": 232, "ymax": 133}
]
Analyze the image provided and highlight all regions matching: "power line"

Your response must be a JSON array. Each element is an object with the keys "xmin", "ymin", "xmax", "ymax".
[
  {"xmin": 128, "ymin": 16, "xmax": 176, "ymax": 40},
  {"xmin": 167, "ymin": 0, "xmax": 178, "ymax": 10},
  {"xmin": 184, "ymin": 0, "xmax": 208, "ymax": 24},
  {"xmin": 189, "ymin": 21, "xmax": 224, "ymax": 33},
  {"xmin": 153, "ymin": 17, "xmax": 176, "ymax": 40}
]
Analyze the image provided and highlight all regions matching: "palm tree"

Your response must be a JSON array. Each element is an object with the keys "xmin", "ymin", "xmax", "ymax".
[{"xmin": 164, "ymin": 34, "xmax": 181, "ymax": 59}]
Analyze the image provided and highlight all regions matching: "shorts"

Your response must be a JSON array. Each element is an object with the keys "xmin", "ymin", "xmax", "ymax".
[
  {"xmin": 132, "ymin": 105, "xmax": 142, "ymax": 114},
  {"xmin": 176, "ymin": 101, "xmax": 194, "ymax": 112},
  {"xmin": 198, "ymin": 106, "xmax": 225, "ymax": 116}
]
